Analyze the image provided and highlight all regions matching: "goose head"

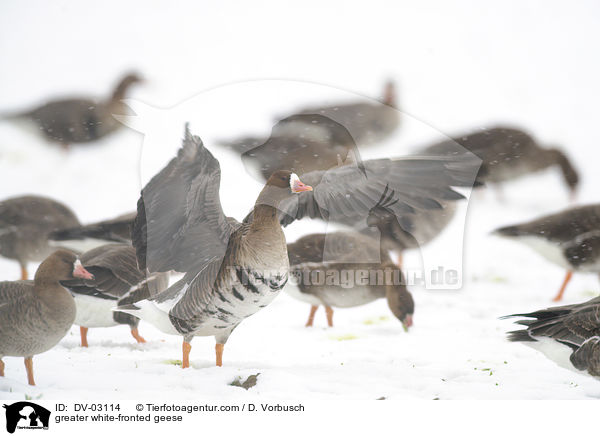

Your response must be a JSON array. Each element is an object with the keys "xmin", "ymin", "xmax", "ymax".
[{"xmin": 34, "ymin": 249, "xmax": 94, "ymax": 284}]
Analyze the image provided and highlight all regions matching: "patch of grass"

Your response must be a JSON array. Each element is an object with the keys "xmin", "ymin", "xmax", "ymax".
[
  {"xmin": 363, "ymin": 316, "xmax": 390, "ymax": 326},
  {"xmin": 164, "ymin": 359, "xmax": 183, "ymax": 366},
  {"xmin": 330, "ymin": 334, "xmax": 358, "ymax": 341}
]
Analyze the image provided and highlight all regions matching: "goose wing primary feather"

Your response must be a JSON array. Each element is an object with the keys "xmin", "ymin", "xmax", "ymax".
[
  {"xmin": 132, "ymin": 124, "xmax": 241, "ymax": 275},
  {"xmin": 277, "ymin": 155, "xmax": 480, "ymax": 227}
]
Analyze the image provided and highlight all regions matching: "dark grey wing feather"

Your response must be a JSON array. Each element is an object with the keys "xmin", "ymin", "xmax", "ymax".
[
  {"xmin": 132, "ymin": 124, "xmax": 240, "ymax": 273},
  {"xmin": 570, "ymin": 337, "xmax": 600, "ymax": 376},
  {"xmin": 49, "ymin": 212, "xmax": 136, "ymax": 243},
  {"xmin": 278, "ymin": 156, "xmax": 480, "ymax": 226},
  {"xmin": 506, "ymin": 296, "xmax": 600, "ymax": 348}
]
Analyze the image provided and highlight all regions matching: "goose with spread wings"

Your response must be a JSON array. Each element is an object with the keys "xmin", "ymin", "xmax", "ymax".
[{"xmin": 118, "ymin": 124, "xmax": 479, "ymax": 368}]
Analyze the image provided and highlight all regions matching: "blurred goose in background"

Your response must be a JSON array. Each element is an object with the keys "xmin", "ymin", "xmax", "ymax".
[
  {"xmin": 0, "ymin": 195, "xmax": 80, "ymax": 279},
  {"xmin": 494, "ymin": 204, "xmax": 600, "ymax": 301},
  {"xmin": 218, "ymin": 81, "xmax": 399, "ymax": 180},
  {"xmin": 60, "ymin": 243, "xmax": 169, "ymax": 347},
  {"xmin": 292, "ymin": 80, "xmax": 400, "ymax": 147},
  {"xmin": 0, "ymin": 249, "xmax": 92, "ymax": 386},
  {"xmin": 422, "ymin": 126, "xmax": 579, "ymax": 200},
  {"xmin": 505, "ymin": 296, "xmax": 600, "ymax": 378},
  {"xmin": 221, "ymin": 113, "xmax": 364, "ymax": 181},
  {"xmin": 287, "ymin": 231, "xmax": 414, "ymax": 329},
  {"xmin": 49, "ymin": 211, "xmax": 136, "ymax": 248},
  {"xmin": 1, "ymin": 72, "xmax": 142, "ymax": 149},
  {"xmin": 118, "ymin": 123, "xmax": 477, "ymax": 368}
]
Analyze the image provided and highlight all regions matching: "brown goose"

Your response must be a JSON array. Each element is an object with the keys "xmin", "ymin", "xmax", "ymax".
[
  {"xmin": 117, "ymin": 125, "xmax": 313, "ymax": 368},
  {"xmin": 287, "ymin": 231, "xmax": 414, "ymax": 329},
  {"xmin": 2, "ymin": 73, "xmax": 142, "ymax": 148},
  {"xmin": 494, "ymin": 204, "xmax": 600, "ymax": 301},
  {"xmin": 505, "ymin": 296, "xmax": 600, "ymax": 378},
  {"xmin": 60, "ymin": 243, "xmax": 169, "ymax": 347},
  {"xmin": 117, "ymin": 123, "xmax": 476, "ymax": 368},
  {"xmin": 0, "ymin": 195, "xmax": 80, "ymax": 280},
  {"xmin": 0, "ymin": 249, "xmax": 92, "ymax": 386},
  {"xmin": 422, "ymin": 126, "xmax": 579, "ymax": 198}
]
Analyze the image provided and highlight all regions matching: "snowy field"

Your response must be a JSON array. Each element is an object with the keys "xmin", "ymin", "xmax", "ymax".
[{"xmin": 1, "ymin": 0, "xmax": 600, "ymax": 406}]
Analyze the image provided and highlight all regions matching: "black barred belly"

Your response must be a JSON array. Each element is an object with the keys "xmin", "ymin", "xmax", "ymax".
[{"xmin": 170, "ymin": 266, "xmax": 288, "ymax": 336}]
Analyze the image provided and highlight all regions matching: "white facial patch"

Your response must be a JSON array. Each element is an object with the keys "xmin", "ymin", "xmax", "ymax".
[
  {"xmin": 73, "ymin": 258, "xmax": 83, "ymax": 274},
  {"xmin": 289, "ymin": 172, "xmax": 300, "ymax": 192}
]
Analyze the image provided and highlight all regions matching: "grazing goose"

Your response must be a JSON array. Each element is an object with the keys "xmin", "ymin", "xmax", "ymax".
[
  {"xmin": 0, "ymin": 249, "xmax": 92, "ymax": 386},
  {"xmin": 494, "ymin": 204, "xmax": 600, "ymax": 301},
  {"xmin": 60, "ymin": 243, "xmax": 169, "ymax": 347},
  {"xmin": 2, "ymin": 73, "xmax": 142, "ymax": 149},
  {"xmin": 286, "ymin": 231, "xmax": 414, "ymax": 329},
  {"xmin": 49, "ymin": 211, "xmax": 136, "ymax": 248},
  {"xmin": 422, "ymin": 126, "xmax": 579, "ymax": 198},
  {"xmin": 0, "ymin": 195, "xmax": 80, "ymax": 279},
  {"xmin": 505, "ymin": 296, "xmax": 600, "ymax": 378},
  {"xmin": 118, "ymin": 124, "xmax": 477, "ymax": 368}
]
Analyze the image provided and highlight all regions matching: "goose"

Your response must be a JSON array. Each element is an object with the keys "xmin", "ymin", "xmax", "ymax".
[
  {"xmin": 422, "ymin": 126, "xmax": 579, "ymax": 199},
  {"xmin": 293, "ymin": 80, "xmax": 400, "ymax": 147},
  {"xmin": 220, "ymin": 81, "xmax": 399, "ymax": 164},
  {"xmin": 117, "ymin": 123, "xmax": 478, "ymax": 368},
  {"xmin": 505, "ymin": 296, "xmax": 600, "ymax": 378},
  {"xmin": 2, "ymin": 72, "xmax": 142, "ymax": 149},
  {"xmin": 286, "ymin": 231, "xmax": 414, "ymax": 329},
  {"xmin": 60, "ymin": 243, "xmax": 169, "ymax": 347},
  {"xmin": 0, "ymin": 249, "xmax": 92, "ymax": 386},
  {"xmin": 494, "ymin": 204, "xmax": 600, "ymax": 301},
  {"xmin": 219, "ymin": 113, "xmax": 364, "ymax": 181},
  {"xmin": 0, "ymin": 195, "xmax": 80, "ymax": 279}
]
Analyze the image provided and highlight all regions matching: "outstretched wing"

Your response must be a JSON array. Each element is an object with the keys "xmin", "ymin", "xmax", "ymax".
[
  {"xmin": 133, "ymin": 124, "xmax": 240, "ymax": 274},
  {"xmin": 277, "ymin": 155, "xmax": 481, "ymax": 227}
]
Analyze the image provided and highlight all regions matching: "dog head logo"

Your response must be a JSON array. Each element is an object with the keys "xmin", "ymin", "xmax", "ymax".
[{"xmin": 2, "ymin": 402, "xmax": 50, "ymax": 433}]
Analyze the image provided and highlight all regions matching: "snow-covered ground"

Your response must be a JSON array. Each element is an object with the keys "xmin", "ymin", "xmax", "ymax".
[{"xmin": 1, "ymin": 0, "xmax": 600, "ymax": 403}]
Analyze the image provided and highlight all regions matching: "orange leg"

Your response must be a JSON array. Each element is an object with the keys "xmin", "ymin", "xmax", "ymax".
[
  {"xmin": 215, "ymin": 344, "xmax": 224, "ymax": 367},
  {"xmin": 325, "ymin": 306, "xmax": 334, "ymax": 327},
  {"xmin": 182, "ymin": 341, "xmax": 192, "ymax": 369},
  {"xmin": 0, "ymin": 359, "xmax": 4, "ymax": 377},
  {"xmin": 130, "ymin": 328, "xmax": 146, "ymax": 344},
  {"xmin": 305, "ymin": 305, "xmax": 318, "ymax": 327},
  {"xmin": 20, "ymin": 265, "xmax": 28, "ymax": 280},
  {"xmin": 552, "ymin": 270, "xmax": 573, "ymax": 302},
  {"xmin": 80, "ymin": 326, "xmax": 89, "ymax": 347},
  {"xmin": 24, "ymin": 357, "xmax": 35, "ymax": 386}
]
